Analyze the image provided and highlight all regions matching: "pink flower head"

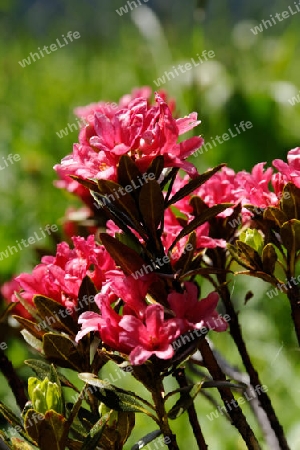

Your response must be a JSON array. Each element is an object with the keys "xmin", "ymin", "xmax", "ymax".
[
  {"xmin": 54, "ymin": 91, "xmax": 203, "ymax": 203},
  {"xmin": 273, "ymin": 147, "xmax": 300, "ymax": 189},
  {"xmin": 95, "ymin": 270, "xmax": 156, "ymax": 319},
  {"xmin": 76, "ymin": 281, "xmax": 180, "ymax": 364},
  {"xmin": 14, "ymin": 235, "xmax": 116, "ymax": 313},
  {"xmin": 233, "ymin": 163, "xmax": 279, "ymax": 208},
  {"xmin": 167, "ymin": 282, "xmax": 228, "ymax": 333},
  {"xmin": 119, "ymin": 304, "xmax": 180, "ymax": 365},
  {"xmin": 1, "ymin": 277, "xmax": 31, "ymax": 318}
]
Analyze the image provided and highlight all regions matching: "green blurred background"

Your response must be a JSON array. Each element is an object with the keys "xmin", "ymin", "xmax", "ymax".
[{"xmin": 1, "ymin": 0, "xmax": 300, "ymax": 448}]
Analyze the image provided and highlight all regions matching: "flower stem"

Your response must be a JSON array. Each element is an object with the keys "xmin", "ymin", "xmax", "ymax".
[
  {"xmin": 198, "ymin": 338, "xmax": 261, "ymax": 450},
  {"xmin": 151, "ymin": 377, "xmax": 179, "ymax": 450},
  {"xmin": 174, "ymin": 368, "xmax": 208, "ymax": 450},
  {"xmin": 217, "ymin": 278, "xmax": 290, "ymax": 449}
]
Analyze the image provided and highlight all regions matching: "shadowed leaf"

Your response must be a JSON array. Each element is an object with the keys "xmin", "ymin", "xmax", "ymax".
[
  {"xmin": 169, "ymin": 204, "xmax": 232, "ymax": 251},
  {"xmin": 165, "ymin": 164, "xmax": 225, "ymax": 207}
]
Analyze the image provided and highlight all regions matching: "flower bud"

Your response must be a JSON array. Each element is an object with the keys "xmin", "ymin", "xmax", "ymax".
[
  {"xmin": 239, "ymin": 229, "xmax": 264, "ymax": 254},
  {"xmin": 28, "ymin": 377, "xmax": 63, "ymax": 414}
]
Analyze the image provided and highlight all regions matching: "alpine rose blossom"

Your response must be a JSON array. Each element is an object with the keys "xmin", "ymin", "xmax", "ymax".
[
  {"xmin": 54, "ymin": 92, "xmax": 203, "ymax": 204},
  {"xmin": 76, "ymin": 277, "xmax": 227, "ymax": 365},
  {"xmin": 167, "ymin": 282, "xmax": 228, "ymax": 333},
  {"xmin": 272, "ymin": 147, "xmax": 300, "ymax": 189},
  {"xmin": 12, "ymin": 235, "xmax": 115, "ymax": 313}
]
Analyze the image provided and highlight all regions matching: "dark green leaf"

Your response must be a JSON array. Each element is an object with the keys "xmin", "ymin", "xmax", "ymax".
[
  {"xmin": 43, "ymin": 334, "xmax": 84, "ymax": 372},
  {"xmin": 77, "ymin": 276, "xmax": 98, "ymax": 315},
  {"xmin": 80, "ymin": 413, "xmax": 110, "ymax": 450},
  {"xmin": 262, "ymin": 244, "xmax": 277, "ymax": 275},
  {"xmin": 131, "ymin": 430, "xmax": 161, "ymax": 450},
  {"xmin": 69, "ymin": 176, "xmax": 98, "ymax": 192},
  {"xmin": 169, "ymin": 204, "xmax": 232, "ymax": 251},
  {"xmin": 165, "ymin": 164, "xmax": 225, "ymax": 207},
  {"xmin": 139, "ymin": 180, "xmax": 164, "ymax": 237},
  {"xmin": 227, "ymin": 244, "xmax": 257, "ymax": 271},
  {"xmin": 280, "ymin": 221, "xmax": 296, "ymax": 254},
  {"xmin": 33, "ymin": 295, "xmax": 78, "ymax": 336},
  {"xmin": 236, "ymin": 241, "xmax": 263, "ymax": 270},
  {"xmin": 173, "ymin": 232, "xmax": 196, "ymax": 273},
  {"xmin": 97, "ymin": 180, "xmax": 147, "ymax": 239},
  {"xmin": 100, "ymin": 234, "xmax": 146, "ymax": 276},
  {"xmin": 12, "ymin": 316, "xmax": 44, "ymax": 340},
  {"xmin": 280, "ymin": 182, "xmax": 300, "ymax": 220},
  {"xmin": 0, "ymin": 401, "xmax": 24, "ymax": 429},
  {"xmin": 146, "ymin": 156, "xmax": 165, "ymax": 181},
  {"xmin": 78, "ymin": 373, "xmax": 156, "ymax": 416},
  {"xmin": 24, "ymin": 360, "xmax": 80, "ymax": 392},
  {"xmin": 168, "ymin": 382, "xmax": 203, "ymax": 419},
  {"xmin": 263, "ymin": 207, "xmax": 287, "ymax": 227},
  {"xmin": 117, "ymin": 155, "xmax": 142, "ymax": 189},
  {"xmin": 189, "ymin": 196, "xmax": 209, "ymax": 216},
  {"xmin": 24, "ymin": 409, "xmax": 66, "ymax": 450}
]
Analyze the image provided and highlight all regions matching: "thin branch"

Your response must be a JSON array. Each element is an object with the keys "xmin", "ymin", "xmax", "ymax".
[
  {"xmin": 0, "ymin": 348, "xmax": 27, "ymax": 410},
  {"xmin": 174, "ymin": 368, "xmax": 208, "ymax": 450}
]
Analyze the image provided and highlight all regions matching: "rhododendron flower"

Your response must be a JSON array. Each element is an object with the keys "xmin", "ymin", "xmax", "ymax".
[
  {"xmin": 95, "ymin": 270, "xmax": 156, "ymax": 319},
  {"xmin": 167, "ymin": 282, "xmax": 228, "ymax": 333},
  {"xmin": 119, "ymin": 305, "xmax": 180, "ymax": 365},
  {"xmin": 76, "ymin": 303, "xmax": 180, "ymax": 365},
  {"xmin": 11, "ymin": 235, "xmax": 115, "ymax": 313},
  {"xmin": 233, "ymin": 163, "xmax": 279, "ymax": 208},
  {"xmin": 54, "ymin": 92, "xmax": 203, "ymax": 203},
  {"xmin": 273, "ymin": 147, "xmax": 300, "ymax": 189},
  {"xmin": 76, "ymin": 277, "xmax": 228, "ymax": 365},
  {"xmin": 1, "ymin": 278, "xmax": 31, "ymax": 319}
]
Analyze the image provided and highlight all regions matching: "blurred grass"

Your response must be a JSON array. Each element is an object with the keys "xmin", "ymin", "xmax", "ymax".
[{"xmin": 1, "ymin": 2, "xmax": 300, "ymax": 448}]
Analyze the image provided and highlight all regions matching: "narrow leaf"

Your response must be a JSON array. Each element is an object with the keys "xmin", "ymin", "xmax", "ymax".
[
  {"xmin": 131, "ymin": 430, "xmax": 162, "ymax": 450},
  {"xmin": 78, "ymin": 373, "xmax": 156, "ymax": 417},
  {"xmin": 146, "ymin": 156, "xmax": 164, "ymax": 181},
  {"xmin": 117, "ymin": 155, "xmax": 142, "ymax": 189},
  {"xmin": 12, "ymin": 316, "xmax": 44, "ymax": 340},
  {"xmin": 169, "ymin": 204, "xmax": 232, "ymax": 251},
  {"xmin": 80, "ymin": 413, "xmax": 110, "ymax": 450},
  {"xmin": 100, "ymin": 234, "xmax": 146, "ymax": 276},
  {"xmin": 97, "ymin": 180, "xmax": 147, "ymax": 238},
  {"xmin": 24, "ymin": 360, "xmax": 80, "ymax": 392},
  {"xmin": 166, "ymin": 164, "xmax": 225, "ymax": 207},
  {"xmin": 43, "ymin": 334, "xmax": 84, "ymax": 372},
  {"xmin": 33, "ymin": 295, "xmax": 78, "ymax": 336},
  {"xmin": 139, "ymin": 180, "xmax": 164, "ymax": 237},
  {"xmin": 168, "ymin": 382, "xmax": 203, "ymax": 419},
  {"xmin": 77, "ymin": 276, "xmax": 98, "ymax": 315}
]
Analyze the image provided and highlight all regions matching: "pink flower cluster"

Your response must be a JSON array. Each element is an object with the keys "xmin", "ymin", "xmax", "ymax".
[
  {"xmin": 76, "ymin": 276, "xmax": 227, "ymax": 365},
  {"xmin": 54, "ymin": 88, "xmax": 203, "ymax": 205},
  {"xmin": 2, "ymin": 236, "xmax": 116, "ymax": 313}
]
